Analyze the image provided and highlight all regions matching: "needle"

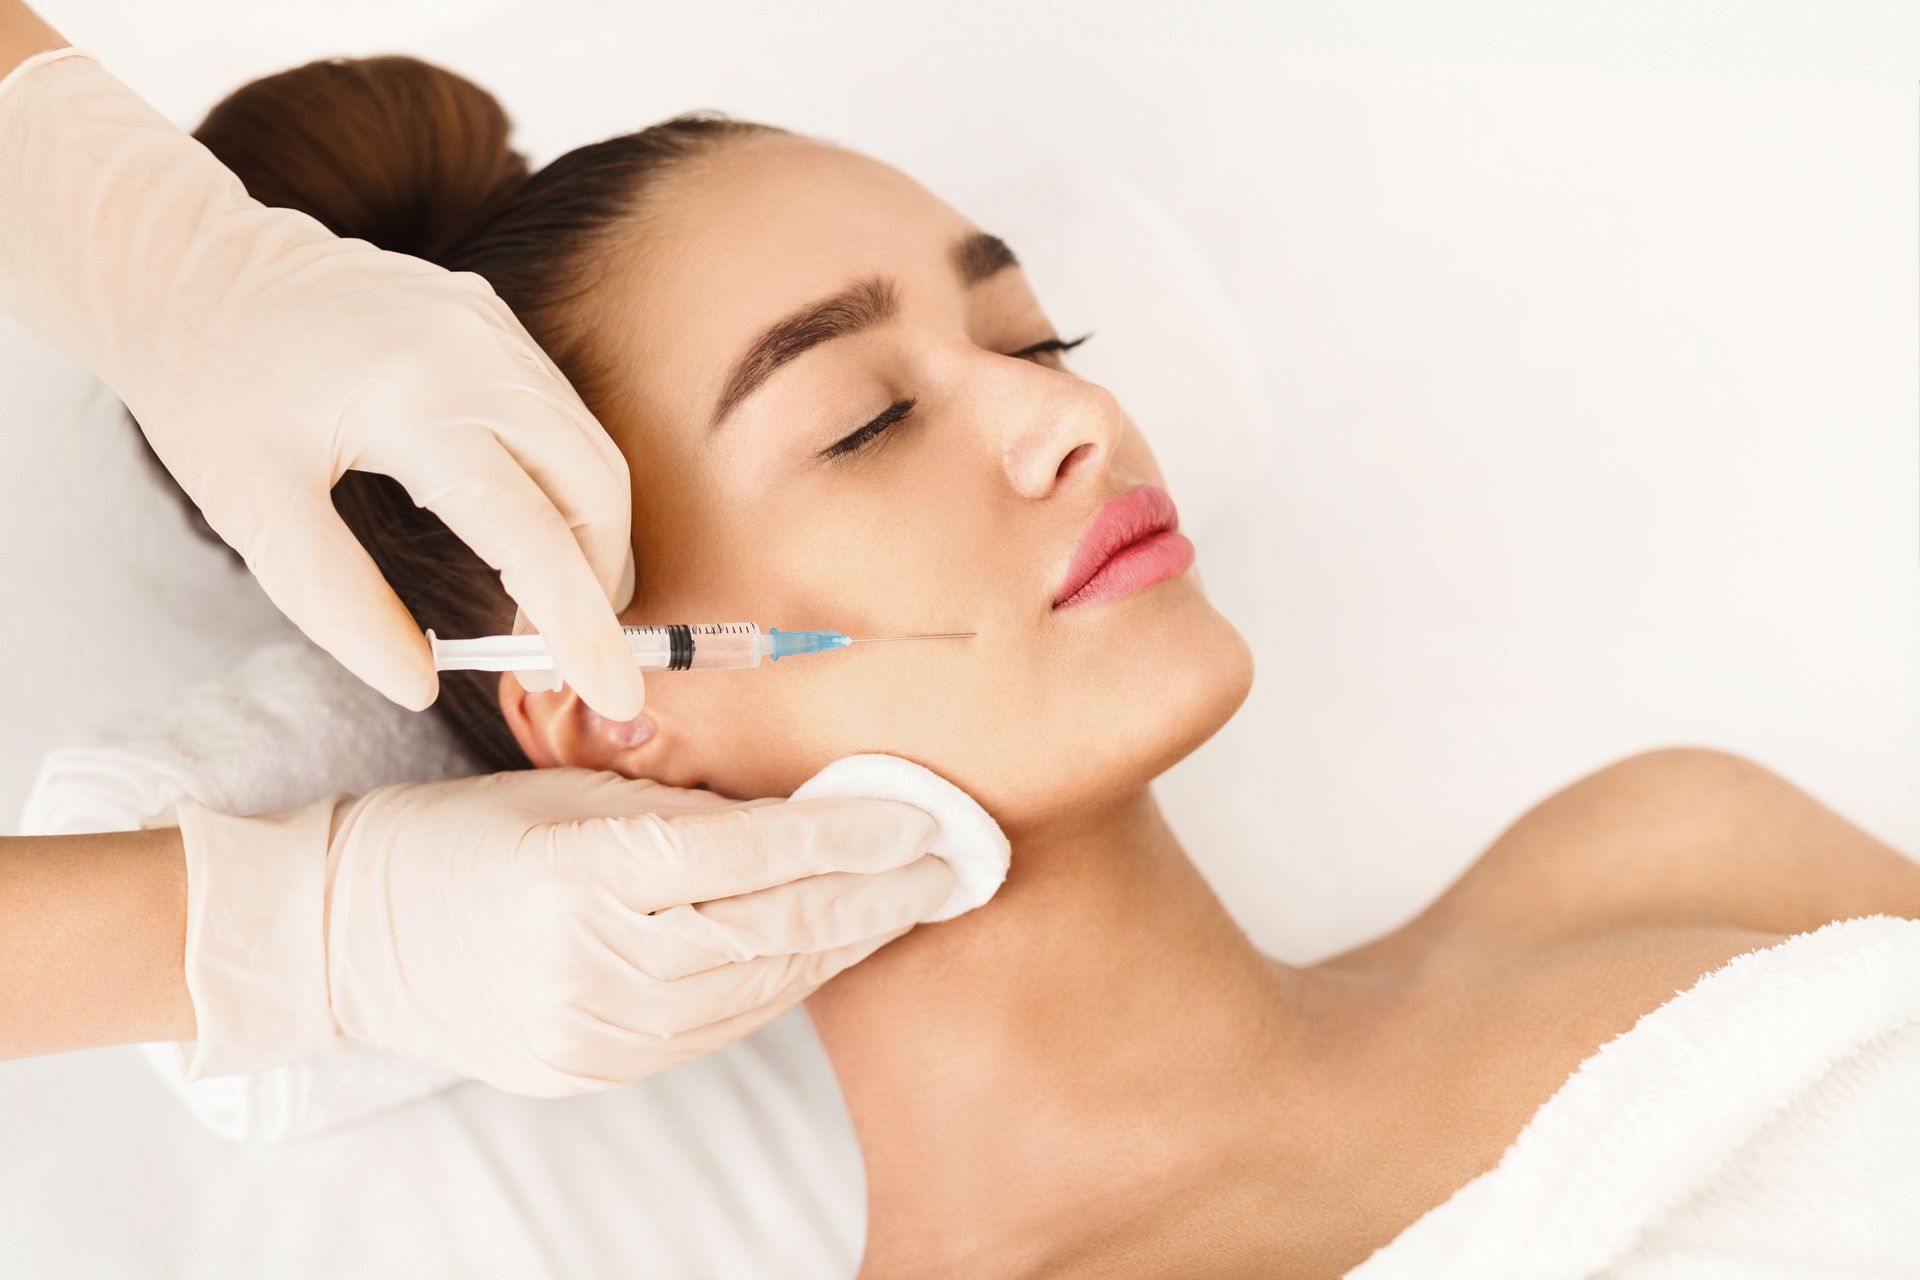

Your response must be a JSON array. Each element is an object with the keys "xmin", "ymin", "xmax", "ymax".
[{"xmin": 847, "ymin": 632, "xmax": 977, "ymax": 643}]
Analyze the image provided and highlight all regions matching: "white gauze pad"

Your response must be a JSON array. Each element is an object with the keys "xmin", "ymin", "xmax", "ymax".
[{"xmin": 789, "ymin": 753, "xmax": 1009, "ymax": 923}]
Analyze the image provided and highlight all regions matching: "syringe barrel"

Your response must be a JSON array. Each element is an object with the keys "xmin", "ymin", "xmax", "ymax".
[
  {"xmin": 630, "ymin": 622, "xmax": 768, "ymax": 670},
  {"xmin": 428, "ymin": 624, "xmax": 768, "ymax": 673}
]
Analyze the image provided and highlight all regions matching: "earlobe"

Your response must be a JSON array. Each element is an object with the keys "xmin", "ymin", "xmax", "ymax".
[{"xmin": 497, "ymin": 672, "xmax": 659, "ymax": 776}]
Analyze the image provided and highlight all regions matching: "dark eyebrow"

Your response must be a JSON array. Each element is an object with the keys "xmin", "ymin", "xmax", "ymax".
[
  {"xmin": 952, "ymin": 229, "xmax": 1019, "ymax": 286},
  {"xmin": 709, "ymin": 230, "xmax": 1021, "ymax": 431}
]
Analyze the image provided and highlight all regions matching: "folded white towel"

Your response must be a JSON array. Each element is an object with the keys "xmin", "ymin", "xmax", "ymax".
[
  {"xmin": 19, "ymin": 638, "xmax": 1010, "ymax": 1143},
  {"xmin": 20, "ymin": 640, "xmax": 482, "ymax": 826},
  {"xmin": 1347, "ymin": 913, "xmax": 1920, "ymax": 1279}
]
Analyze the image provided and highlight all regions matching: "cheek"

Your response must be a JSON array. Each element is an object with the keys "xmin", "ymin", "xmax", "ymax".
[
  {"xmin": 627, "ymin": 415, "xmax": 1230, "ymax": 810},
  {"xmin": 941, "ymin": 588, "xmax": 1253, "ymax": 828},
  {"xmin": 714, "ymin": 592, "xmax": 1252, "ymax": 830},
  {"xmin": 626, "ymin": 539, "xmax": 962, "ymax": 801}
]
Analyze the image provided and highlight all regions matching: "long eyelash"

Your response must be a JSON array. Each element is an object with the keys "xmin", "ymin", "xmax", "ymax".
[
  {"xmin": 820, "ymin": 397, "xmax": 918, "ymax": 460},
  {"xmin": 1013, "ymin": 332, "xmax": 1092, "ymax": 360},
  {"xmin": 816, "ymin": 333, "xmax": 1093, "ymax": 463}
]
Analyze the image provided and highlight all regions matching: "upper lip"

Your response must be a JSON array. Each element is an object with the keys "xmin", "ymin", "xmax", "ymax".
[{"xmin": 1052, "ymin": 484, "xmax": 1180, "ymax": 607}]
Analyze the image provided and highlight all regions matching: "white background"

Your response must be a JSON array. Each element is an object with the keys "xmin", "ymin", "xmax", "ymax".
[
  {"xmin": 1, "ymin": 5, "xmax": 1917, "ymax": 1276},
  {"xmin": 1, "ymin": 0, "xmax": 1915, "ymax": 969}
]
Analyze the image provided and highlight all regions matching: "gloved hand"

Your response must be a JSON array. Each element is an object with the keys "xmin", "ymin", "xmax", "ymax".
[
  {"xmin": 166, "ymin": 769, "xmax": 957, "ymax": 1096},
  {"xmin": 0, "ymin": 47, "xmax": 645, "ymax": 719}
]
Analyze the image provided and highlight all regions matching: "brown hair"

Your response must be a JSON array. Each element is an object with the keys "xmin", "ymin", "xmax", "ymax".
[{"xmin": 128, "ymin": 55, "xmax": 787, "ymax": 769}]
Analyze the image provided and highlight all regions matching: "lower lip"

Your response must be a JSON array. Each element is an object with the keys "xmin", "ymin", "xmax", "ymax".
[{"xmin": 1053, "ymin": 530, "xmax": 1196, "ymax": 611}]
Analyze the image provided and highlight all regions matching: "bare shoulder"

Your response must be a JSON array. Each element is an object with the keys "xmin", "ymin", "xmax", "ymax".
[{"xmin": 1433, "ymin": 745, "xmax": 1920, "ymax": 945}]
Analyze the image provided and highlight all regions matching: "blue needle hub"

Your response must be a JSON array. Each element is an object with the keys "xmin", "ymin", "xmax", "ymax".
[{"xmin": 766, "ymin": 628, "xmax": 853, "ymax": 661}]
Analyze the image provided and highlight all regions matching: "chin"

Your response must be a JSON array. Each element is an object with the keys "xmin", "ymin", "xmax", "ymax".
[
  {"xmin": 1142, "ymin": 611, "xmax": 1254, "ymax": 778},
  {"xmin": 994, "ymin": 609, "xmax": 1254, "ymax": 833}
]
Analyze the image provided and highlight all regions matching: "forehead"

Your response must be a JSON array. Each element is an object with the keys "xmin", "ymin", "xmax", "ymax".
[{"xmin": 608, "ymin": 136, "xmax": 974, "ymax": 429}]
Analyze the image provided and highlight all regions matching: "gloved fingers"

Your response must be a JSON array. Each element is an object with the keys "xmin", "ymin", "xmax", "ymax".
[
  {"xmin": 452, "ymin": 274, "xmax": 602, "ymax": 440},
  {"xmin": 399, "ymin": 436, "xmax": 646, "ymax": 722},
  {"xmin": 614, "ymin": 545, "xmax": 637, "ymax": 612},
  {"xmin": 445, "ymin": 295, "xmax": 635, "ymax": 614},
  {"xmin": 629, "ymin": 982, "xmax": 816, "ymax": 1073},
  {"xmin": 587, "ymin": 796, "xmax": 940, "ymax": 913},
  {"xmin": 469, "ymin": 765, "xmax": 730, "ymax": 821},
  {"xmin": 594, "ymin": 853, "xmax": 956, "ymax": 983},
  {"xmin": 477, "ymin": 767, "xmax": 747, "ymax": 823},
  {"xmin": 524, "ymin": 968, "xmax": 834, "ymax": 1091},
  {"xmin": 592, "ymin": 926, "xmax": 913, "ymax": 1049},
  {"xmin": 643, "ymin": 925, "xmax": 914, "ymax": 1039},
  {"xmin": 461, "ymin": 345, "xmax": 636, "ymax": 610},
  {"xmin": 510, "ymin": 607, "xmax": 556, "ymax": 693},
  {"xmin": 242, "ymin": 494, "xmax": 437, "ymax": 710}
]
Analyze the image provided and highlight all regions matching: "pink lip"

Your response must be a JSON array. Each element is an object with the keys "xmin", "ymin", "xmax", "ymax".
[{"xmin": 1052, "ymin": 483, "xmax": 1195, "ymax": 611}]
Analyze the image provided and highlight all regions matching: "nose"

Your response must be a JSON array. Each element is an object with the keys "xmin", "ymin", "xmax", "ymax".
[{"xmin": 997, "ymin": 370, "xmax": 1125, "ymax": 501}]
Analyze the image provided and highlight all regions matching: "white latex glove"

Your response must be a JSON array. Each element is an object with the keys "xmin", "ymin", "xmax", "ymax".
[
  {"xmin": 164, "ymin": 769, "xmax": 957, "ymax": 1097},
  {"xmin": 0, "ymin": 47, "xmax": 645, "ymax": 719}
]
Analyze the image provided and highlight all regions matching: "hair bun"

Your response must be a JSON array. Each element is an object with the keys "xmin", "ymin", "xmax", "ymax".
[{"xmin": 193, "ymin": 54, "xmax": 529, "ymax": 263}]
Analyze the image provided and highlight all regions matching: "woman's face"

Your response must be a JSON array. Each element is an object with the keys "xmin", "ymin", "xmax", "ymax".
[{"xmin": 506, "ymin": 134, "xmax": 1253, "ymax": 832}]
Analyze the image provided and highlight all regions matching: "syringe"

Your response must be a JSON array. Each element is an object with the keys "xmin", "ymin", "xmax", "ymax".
[{"xmin": 427, "ymin": 622, "xmax": 975, "ymax": 674}]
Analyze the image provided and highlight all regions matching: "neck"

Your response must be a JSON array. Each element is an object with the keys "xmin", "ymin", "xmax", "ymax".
[{"xmin": 805, "ymin": 786, "xmax": 1310, "ymax": 1274}]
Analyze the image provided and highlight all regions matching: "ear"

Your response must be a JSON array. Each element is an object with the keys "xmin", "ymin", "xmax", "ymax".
[{"xmin": 497, "ymin": 671, "xmax": 660, "ymax": 775}]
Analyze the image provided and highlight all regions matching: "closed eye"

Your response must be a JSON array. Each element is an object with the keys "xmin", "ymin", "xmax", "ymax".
[
  {"xmin": 1009, "ymin": 333, "xmax": 1091, "ymax": 364},
  {"xmin": 818, "ymin": 397, "xmax": 918, "ymax": 462},
  {"xmin": 816, "ymin": 332, "xmax": 1093, "ymax": 462}
]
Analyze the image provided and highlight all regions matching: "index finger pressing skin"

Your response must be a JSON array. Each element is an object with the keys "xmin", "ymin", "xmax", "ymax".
[{"xmin": 586, "ymin": 797, "xmax": 943, "ymax": 915}]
